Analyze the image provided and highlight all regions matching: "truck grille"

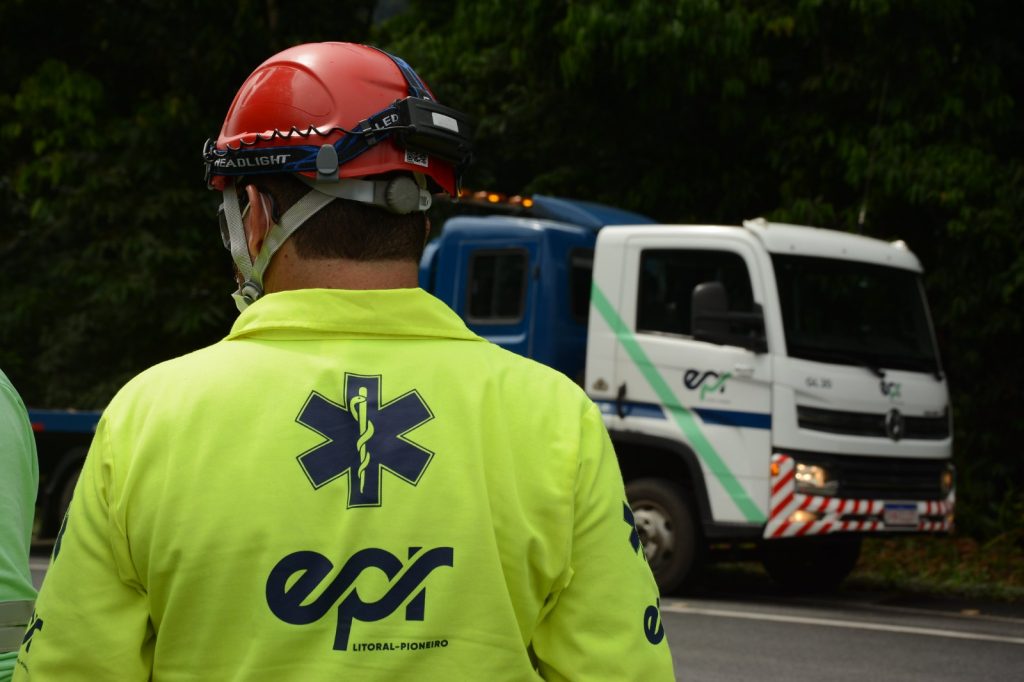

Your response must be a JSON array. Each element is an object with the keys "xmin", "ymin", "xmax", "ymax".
[
  {"xmin": 798, "ymin": 405, "xmax": 949, "ymax": 440},
  {"xmin": 786, "ymin": 450, "xmax": 949, "ymax": 500}
]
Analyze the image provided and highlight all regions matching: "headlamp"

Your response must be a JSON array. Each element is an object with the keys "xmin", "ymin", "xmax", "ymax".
[
  {"xmin": 794, "ymin": 462, "xmax": 838, "ymax": 496},
  {"xmin": 941, "ymin": 463, "xmax": 955, "ymax": 496},
  {"xmin": 390, "ymin": 97, "xmax": 474, "ymax": 166}
]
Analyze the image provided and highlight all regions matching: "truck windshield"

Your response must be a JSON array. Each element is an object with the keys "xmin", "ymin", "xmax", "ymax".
[{"xmin": 772, "ymin": 254, "xmax": 940, "ymax": 374}]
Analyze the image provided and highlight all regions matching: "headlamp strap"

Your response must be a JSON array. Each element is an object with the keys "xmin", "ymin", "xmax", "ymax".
[
  {"xmin": 206, "ymin": 103, "xmax": 403, "ymax": 183},
  {"xmin": 379, "ymin": 50, "xmax": 434, "ymax": 101}
]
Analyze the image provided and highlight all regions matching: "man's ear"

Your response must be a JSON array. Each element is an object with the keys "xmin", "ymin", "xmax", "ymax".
[
  {"xmin": 244, "ymin": 184, "xmax": 271, "ymax": 260},
  {"xmin": 423, "ymin": 215, "xmax": 432, "ymax": 245}
]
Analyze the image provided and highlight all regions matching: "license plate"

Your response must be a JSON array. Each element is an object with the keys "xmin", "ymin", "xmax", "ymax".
[{"xmin": 883, "ymin": 502, "xmax": 919, "ymax": 527}]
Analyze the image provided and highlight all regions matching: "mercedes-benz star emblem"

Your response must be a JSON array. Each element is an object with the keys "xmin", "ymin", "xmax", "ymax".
[{"xmin": 885, "ymin": 408, "xmax": 905, "ymax": 441}]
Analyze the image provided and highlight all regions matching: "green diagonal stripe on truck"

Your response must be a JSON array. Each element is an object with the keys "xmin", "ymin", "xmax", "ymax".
[{"xmin": 591, "ymin": 284, "xmax": 765, "ymax": 523}]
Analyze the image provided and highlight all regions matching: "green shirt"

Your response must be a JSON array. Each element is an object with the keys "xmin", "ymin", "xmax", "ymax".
[
  {"xmin": 15, "ymin": 288, "xmax": 674, "ymax": 681},
  {"xmin": 0, "ymin": 369, "xmax": 38, "ymax": 682}
]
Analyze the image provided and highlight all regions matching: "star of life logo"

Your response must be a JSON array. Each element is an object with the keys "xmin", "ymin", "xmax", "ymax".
[{"xmin": 295, "ymin": 373, "xmax": 434, "ymax": 507}]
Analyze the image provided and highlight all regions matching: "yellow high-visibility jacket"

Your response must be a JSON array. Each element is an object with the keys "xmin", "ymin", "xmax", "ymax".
[{"xmin": 16, "ymin": 288, "xmax": 674, "ymax": 681}]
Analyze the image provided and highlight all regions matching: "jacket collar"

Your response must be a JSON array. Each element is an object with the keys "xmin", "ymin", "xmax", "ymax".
[{"xmin": 226, "ymin": 288, "xmax": 483, "ymax": 342}]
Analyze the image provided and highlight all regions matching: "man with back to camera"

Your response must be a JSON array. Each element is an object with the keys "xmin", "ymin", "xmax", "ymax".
[{"xmin": 14, "ymin": 42, "xmax": 675, "ymax": 680}]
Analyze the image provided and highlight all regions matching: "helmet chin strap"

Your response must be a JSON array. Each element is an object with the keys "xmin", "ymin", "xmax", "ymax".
[{"xmin": 222, "ymin": 183, "xmax": 335, "ymax": 312}]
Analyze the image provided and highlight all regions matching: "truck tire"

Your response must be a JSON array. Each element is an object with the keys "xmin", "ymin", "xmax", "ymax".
[
  {"xmin": 625, "ymin": 477, "xmax": 703, "ymax": 594},
  {"xmin": 761, "ymin": 536, "xmax": 862, "ymax": 592}
]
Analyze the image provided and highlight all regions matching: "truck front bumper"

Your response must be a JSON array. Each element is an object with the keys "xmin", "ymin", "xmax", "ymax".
[{"xmin": 764, "ymin": 453, "xmax": 955, "ymax": 539}]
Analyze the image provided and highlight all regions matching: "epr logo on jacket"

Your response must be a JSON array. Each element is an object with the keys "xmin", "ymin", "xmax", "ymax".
[
  {"xmin": 295, "ymin": 373, "xmax": 435, "ymax": 507},
  {"xmin": 267, "ymin": 546, "xmax": 454, "ymax": 650}
]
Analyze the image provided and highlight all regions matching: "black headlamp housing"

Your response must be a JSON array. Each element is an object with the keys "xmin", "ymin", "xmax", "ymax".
[{"xmin": 390, "ymin": 97, "xmax": 474, "ymax": 169}]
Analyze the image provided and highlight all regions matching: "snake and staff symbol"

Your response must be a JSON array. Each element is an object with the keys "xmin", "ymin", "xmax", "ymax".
[
  {"xmin": 296, "ymin": 373, "xmax": 435, "ymax": 508},
  {"xmin": 349, "ymin": 386, "xmax": 375, "ymax": 493}
]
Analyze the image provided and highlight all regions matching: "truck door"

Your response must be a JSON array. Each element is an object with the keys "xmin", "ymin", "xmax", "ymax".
[
  {"xmin": 452, "ymin": 236, "xmax": 542, "ymax": 359},
  {"xmin": 613, "ymin": 236, "xmax": 773, "ymax": 527}
]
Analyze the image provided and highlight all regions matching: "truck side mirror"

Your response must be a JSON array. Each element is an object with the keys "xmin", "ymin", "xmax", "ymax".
[{"xmin": 691, "ymin": 281, "xmax": 768, "ymax": 353}]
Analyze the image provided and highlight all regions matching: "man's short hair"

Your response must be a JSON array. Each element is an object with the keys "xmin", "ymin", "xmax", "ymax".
[{"xmin": 245, "ymin": 174, "xmax": 427, "ymax": 262}]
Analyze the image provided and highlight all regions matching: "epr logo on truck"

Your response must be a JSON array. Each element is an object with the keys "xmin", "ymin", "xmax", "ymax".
[{"xmin": 419, "ymin": 193, "xmax": 954, "ymax": 592}]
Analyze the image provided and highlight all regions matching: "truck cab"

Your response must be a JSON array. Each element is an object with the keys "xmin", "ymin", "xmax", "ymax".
[{"xmin": 583, "ymin": 219, "xmax": 952, "ymax": 589}]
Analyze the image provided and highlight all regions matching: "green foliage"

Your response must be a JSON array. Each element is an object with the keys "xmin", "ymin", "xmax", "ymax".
[
  {"xmin": 851, "ymin": 535, "xmax": 1024, "ymax": 602},
  {"xmin": 0, "ymin": 0, "xmax": 377, "ymax": 406}
]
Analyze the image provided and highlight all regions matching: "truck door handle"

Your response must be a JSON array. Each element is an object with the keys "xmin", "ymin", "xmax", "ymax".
[
  {"xmin": 616, "ymin": 383, "xmax": 627, "ymax": 418},
  {"xmin": 733, "ymin": 364, "xmax": 755, "ymax": 378}
]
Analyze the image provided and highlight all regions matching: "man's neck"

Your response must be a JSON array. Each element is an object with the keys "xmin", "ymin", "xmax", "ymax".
[{"xmin": 262, "ymin": 242, "xmax": 420, "ymax": 292}]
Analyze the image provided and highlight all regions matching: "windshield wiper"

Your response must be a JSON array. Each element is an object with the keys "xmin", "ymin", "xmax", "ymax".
[
  {"xmin": 839, "ymin": 354, "xmax": 886, "ymax": 378},
  {"xmin": 869, "ymin": 352, "xmax": 945, "ymax": 381},
  {"xmin": 791, "ymin": 347, "xmax": 886, "ymax": 378}
]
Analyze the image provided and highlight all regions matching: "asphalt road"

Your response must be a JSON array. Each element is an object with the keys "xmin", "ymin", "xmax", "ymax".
[
  {"xmin": 29, "ymin": 556, "xmax": 1024, "ymax": 680},
  {"xmin": 662, "ymin": 568, "xmax": 1024, "ymax": 681}
]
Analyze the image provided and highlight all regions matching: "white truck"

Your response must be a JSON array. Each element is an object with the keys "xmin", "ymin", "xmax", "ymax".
[{"xmin": 421, "ymin": 196, "xmax": 955, "ymax": 591}]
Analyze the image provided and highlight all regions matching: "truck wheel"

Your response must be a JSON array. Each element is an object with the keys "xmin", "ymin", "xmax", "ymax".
[
  {"xmin": 761, "ymin": 536, "xmax": 862, "ymax": 592},
  {"xmin": 626, "ymin": 477, "xmax": 702, "ymax": 594}
]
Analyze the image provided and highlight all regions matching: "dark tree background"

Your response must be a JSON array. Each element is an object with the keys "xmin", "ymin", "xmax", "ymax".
[{"xmin": 2, "ymin": 0, "xmax": 1021, "ymax": 538}]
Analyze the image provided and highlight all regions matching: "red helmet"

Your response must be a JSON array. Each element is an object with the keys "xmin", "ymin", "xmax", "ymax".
[{"xmin": 203, "ymin": 42, "xmax": 471, "ymax": 195}]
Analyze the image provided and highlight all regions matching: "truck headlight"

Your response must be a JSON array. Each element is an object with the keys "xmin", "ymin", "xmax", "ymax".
[
  {"xmin": 794, "ymin": 462, "xmax": 838, "ymax": 496},
  {"xmin": 941, "ymin": 463, "xmax": 955, "ymax": 496}
]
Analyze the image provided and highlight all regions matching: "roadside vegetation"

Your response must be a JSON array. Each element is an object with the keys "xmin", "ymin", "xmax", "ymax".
[
  {"xmin": 851, "ymin": 492, "xmax": 1024, "ymax": 603},
  {"xmin": 850, "ymin": 534, "xmax": 1024, "ymax": 603},
  {"xmin": 706, "ymin": 533, "xmax": 1024, "ymax": 604}
]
